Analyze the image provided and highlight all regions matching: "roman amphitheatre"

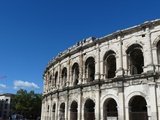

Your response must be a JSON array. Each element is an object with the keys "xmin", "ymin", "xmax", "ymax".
[{"xmin": 41, "ymin": 19, "xmax": 160, "ymax": 120}]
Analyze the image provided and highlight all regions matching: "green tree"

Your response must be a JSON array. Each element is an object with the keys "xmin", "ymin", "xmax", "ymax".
[{"xmin": 12, "ymin": 89, "xmax": 42, "ymax": 119}]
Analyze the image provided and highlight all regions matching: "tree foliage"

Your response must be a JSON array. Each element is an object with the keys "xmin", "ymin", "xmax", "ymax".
[{"xmin": 12, "ymin": 89, "xmax": 42, "ymax": 119}]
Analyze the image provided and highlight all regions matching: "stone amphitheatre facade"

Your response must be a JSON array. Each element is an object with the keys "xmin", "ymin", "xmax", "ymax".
[{"xmin": 41, "ymin": 19, "xmax": 160, "ymax": 120}]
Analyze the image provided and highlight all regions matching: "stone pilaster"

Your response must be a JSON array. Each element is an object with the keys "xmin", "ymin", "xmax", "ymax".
[
  {"xmin": 67, "ymin": 57, "xmax": 70, "ymax": 87},
  {"xmin": 58, "ymin": 62, "xmax": 61, "ymax": 89},
  {"xmin": 148, "ymin": 79, "xmax": 158, "ymax": 120},
  {"xmin": 118, "ymin": 92, "xmax": 125, "ymax": 120},
  {"xmin": 55, "ymin": 93, "xmax": 59, "ymax": 120},
  {"xmin": 95, "ymin": 88, "xmax": 100, "ymax": 120},
  {"xmin": 65, "ymin": 93, "xmax": 69, "ymax": 120},
  {"xmin": 122, "ymin": 53, "xmax": 128, "ymax": 75},
  {"xmin": 125, "ymin": 106, "xmax": 130, "ymax": 120},
  {"xmin": 95, "ymin": 43, "xmax": 100, "ymax": 80},
  {"xmin": 76, "ymin": 88, "xmax": 82, "ymax": 120},
  {"xmin": 143, "ymin": 27, "xmax": 154, "ymax": 72},
  {"xmin": 116, "ymin": 36, "xmax": 124, "ymax": 76}
]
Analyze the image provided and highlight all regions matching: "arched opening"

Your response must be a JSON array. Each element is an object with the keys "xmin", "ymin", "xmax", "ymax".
[
  {"xmin": 103, "ymin": 98, "xmax": 118, "ymax": 120},
  {"xmin": 55, "ymin": 71, "xmax": 58, "ymax": 87},
  {"xmin": 103, "ymin": 51, "xmax": 116, "ymax": 79},
  {"xmin": 126, "ymin": 44, "xmax": 144, "ymax": 75},
  {"xmin": 129, "ymin": 96, "xmax": 148, "ymax": 120},
  {"xmin": 62, "ymin": 67, "xmax": 67, "ymax": 86},
  {"xmin": 72, "ymin": 63, "xmax": 79, "ymax": 85},
  {"xmin": 59, "ymin": 103, "xmax": 65, "ymax": 120},
  {"xmin": 52, "ymin": 104, "xmax": 56, "ymax": 120},
  {"xmin": 70, "ymin": 101, "xmax": 78, "ymax": 120},
  {"xmin": 47, "ymin": 105, "xmax": 49, "ymax": 112},
  {"xmin": 85, "ymin": 57, "xmax": 95, "ymax": 82},
  {"xmin": 49, "ymin": 75, "xmax": 52, "ymax": 88},
  {"xmin": 157, "ymin": 41, "xmax": 160, "ymax": 64},
  {"xmin": 84, "ymin": 99, "xmax": 95, "ymax": 120}
]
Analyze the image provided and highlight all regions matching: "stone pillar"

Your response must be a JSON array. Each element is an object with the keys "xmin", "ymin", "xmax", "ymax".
[
  {"xmin": 116, "ymin": 36, "xmax": 124, "ymax": 76},
  {"xmin": 46, "ymin": 75, "xmax": 49, "ymax": 92},
  {"xmin": 70, "ymin": 69, "xmax": 73, "ymax": 86},
  {"xmin": 152, "ymin": 47, "xmax": 159, "ymax": 71},
  {"xmin": 81, "ymin": 107, "xmax": 84, "ymax": 120},
  {"xmin": 83, "ymin": 59, "xmax": 86, "ymax": 84},
  {"xmin": 78, "ymin": 51, "xmax": 83, "ymax": 84},
  {"xmin": 122, "ymin": 53, "xmax": 128, "ymax": 75},
  {"xmin": 60, "ymin": 75, "xmax": 62, "ymax": 89},
  {"xmin": 49, "ymin": 96, "xmax": 52, "ymax": 120},
  {"xmin": 95, "ymin": 43, "xmax": 100, "ymax": 80},
  {"xmin": 43, "ymin": 98, "xmax": 47, "ymax": 120},
  {"xmin": 58, "ymin": 62, "xmax": 61, "ymax": 89},
  {"xmin": 118, "ymin": 91, "xmax": 125, "ymax": 120},
  {"xmin": 51, "ymin": 70, "xmax": 53, "ymax": 89},
  {"xmin": 55, "ymin": 94, "xmax": 59, "ymax": 120},
  {"xmin": 99, "ymin": 57, "xmax": 104, "ymax": 80},
  {"xmin": 100, "ymin": 107, "xmax": 103, "ymax": 120},
  {"xmin": 125, "ymin": 106, "xmax": 130, "ymax": 120},
  {"xmin": 41, "ymin": 100, "xmax": 45, "ymax": 120},
  {"xmin": 73, "ymin": 69, "xmax": 76, "ymax": 85},
  {"xmin": 67, "ymin": 57, "xmax": 70, "ymax": 87},
  {"xmin": 95, "ymin": 88, "xmax": 100, "ymax": 120},
  {"xmin": 156, "ymin": 84, "xmax": 160, "ymax": 120},
  {"xmin": 78, "ymin": 89, "xmax": 82, "ymax": 120},
  {"xmin": 65, "ymin": 98, "xmax": 68, "ymax": 120},
  {"xmin": 147, "ymin": 105, "xmax": 151, "ymax": 120},
  {"xmin": 68, "ymin": 107, "xmax": 71, "ymax": 120},
  {"xmin": 148, "ymin": 80, "xmax": 158, "ymax": 120},
  {"xmin": 44, "ymin": 79, "xmax": 46, "ymax": 93},
  {"xmin": 143, "ymin": 27, "xmax": 154, "ymax": 72}
]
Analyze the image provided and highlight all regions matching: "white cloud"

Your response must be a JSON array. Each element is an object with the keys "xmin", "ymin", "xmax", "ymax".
[
  {"xmin": 0, "ymin": 84, "xmax": 7, "ymax": 88},
  {"xmin": 14, "ymin": 80, "xmax": 40, "ymax": 90}
]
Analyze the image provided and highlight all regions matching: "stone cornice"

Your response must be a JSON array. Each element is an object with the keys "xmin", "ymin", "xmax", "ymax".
[{"xmin": 42, "ymin": 71, "xmax": 158, "ymax": 98}]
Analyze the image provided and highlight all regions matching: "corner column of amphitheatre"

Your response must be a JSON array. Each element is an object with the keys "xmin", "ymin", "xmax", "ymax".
[
  {"xmin": 143, "ymin": 27, "xmax": 154, "ymax": 72},
  {"xmin": 116, "ymin": 35, "xmax": 124, "ymax": 76},
  {"xmin": 95, "ymin": 43, "xmax": 100, "ymax": 80}
]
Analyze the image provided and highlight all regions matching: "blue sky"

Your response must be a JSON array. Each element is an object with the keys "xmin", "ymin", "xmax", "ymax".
[{"xmin": 0, "ymin": 0, "xmax": 160, "ymax": 94}]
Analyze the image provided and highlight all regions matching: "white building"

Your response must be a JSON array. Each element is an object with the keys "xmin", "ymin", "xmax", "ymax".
[
  {"xmin": 0, "ymin": 93, "xmax": 13, "ymax": 119},
  {"xmin": 41, "ymin": 19, "xmax": 160, "ymax": 120}
]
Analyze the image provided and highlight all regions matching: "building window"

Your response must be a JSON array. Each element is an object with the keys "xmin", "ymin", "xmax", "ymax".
[{"xmin": 4, "ymin": 104, "xmax": 8, "ymax": 109}]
